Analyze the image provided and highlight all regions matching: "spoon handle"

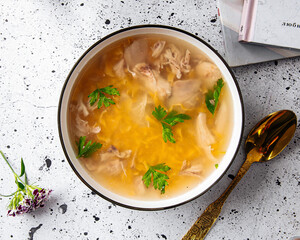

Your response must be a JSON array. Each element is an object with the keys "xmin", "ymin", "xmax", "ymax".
[{"xmin": 182, "ymin": 149, "xmax": 262, "ymax": 240}]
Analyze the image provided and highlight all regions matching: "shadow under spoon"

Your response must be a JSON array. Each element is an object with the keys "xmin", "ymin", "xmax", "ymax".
[{"xmin": 182, "ymin": 109, "xmax": 297, "ymax": 240}]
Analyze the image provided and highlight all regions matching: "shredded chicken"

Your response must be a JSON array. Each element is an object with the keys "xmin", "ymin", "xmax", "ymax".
[
  {"xmin": 74, "ymin": 115, "xmax": 101, "ymax": 137},
  {"xmin": 195, "ymin": 61, "xmax": 222, "ymax": 89},
  {"xmin": 132, "ymin": 63, "xmax": 171, "ymax": 100},
  {"xmin": 203, "ymin": 145, "xmax": 217, "ymax": 162},
  {"xmin": 181, "ymin": 159, "xmax": 188, "ymax": 170},
  {"xmin": 215, "ymin": 101, "xmax": 227, "ymax": 134},
  {"xmin": 95, "ymin": 145, "xmax": 132, "ymax": 175},
  {"xmin": 124, "ymin": 39, "xmax": 148, "ymax": 70},
  {"xmin": 100, "ymin": 145, "xmax": 131, "ymax": 161},
  {"xmin": 113, "ymin": 59, "xmax": 126, "ymax": 78},
  {"xmin": 155, "ymin": 72, "xmax": 172, "ymax": 99},
  {"xmin": 130, "ymin": 150, "xmax": 138, "ymax": 168},
  {"xmin": 70, "ymin": 93, "xmax": 100, "ymax": 137},
  {"xmin": 131, "ymin": 93, "xmax": 149, "ymax": 126},
  {"xmin": 168, "ymin": 79, "xmax": 201, "ymax": 109},
  {"xmin": 160, "ymin": 45, "xmax": 191, "ymax": 79},
  {"xmin": 97, "ymin": 159, "xmax": 124, "ymax": 175},
  {"xmin": 134, "ymin": 176, "xmax": 147, "ymax": 194},
  {"xmin": 196, "ymin": 113, "xmax": 217, "ymax": 161},
  {"xmin": 151, "ymin": 41, "xmax": 166, "ymax": 58},
  {"xmin": 133, "ymin": 63, "xmax": 157, "ymax": 91},
  {"xmin": 84, "ymin": 158, "xmax": 101, "ymax": 172},
  {"xmin": 70, "ymin": 94, "xmax": 97, "ymax": 117},
  {"xmin": 162, "ymin": 45, "xmax": 182, "ymax": 78},
  {"xmin": 196, "ymin": 113, "xmax": 215, "ymax": 145},
  {"xmin": 87, "ymin": 100, "xmax": 98, "ymax": 112},
  {"xmin": 179, "ymin": 160, "xmax": 203, "ymax": 177},
  {"xmin": 180, "ymin": 49, "xmax": 191, "ymax": 73},
  {"xmin": 77, "ymin": 95, "xmax": 89, "ymax": 117},
  {"xmin": 120, "ymin": 162, "xmax": 127, "ymax": 177}
]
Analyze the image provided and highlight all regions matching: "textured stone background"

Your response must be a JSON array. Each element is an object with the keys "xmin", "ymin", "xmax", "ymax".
[{"xmin": 0, "ymin": 1, "xmax": 299, "ymax": 239}]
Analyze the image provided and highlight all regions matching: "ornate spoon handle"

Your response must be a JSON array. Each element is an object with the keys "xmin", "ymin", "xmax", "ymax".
[{"xmin": 182, "ymin": 149, "xmax": 262, "ymax": 240}]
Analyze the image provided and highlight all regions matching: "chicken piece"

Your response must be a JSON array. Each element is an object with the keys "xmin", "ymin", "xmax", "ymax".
[
  {"xmin": 94, "ymin": 145, "xmax": 132, "ymax": 175},
  {"xmin": 181, "ymin": 159, "xmax": 188, "ymax": 170},
  {"xmin": 196, "ymin": 113, "xmax": 217, "ymax": 161},
  {"xmin": 71, "ymin": 94, "xmax": 100, "ymax": 137},
  {"xmin": 179, "ymin": 160, "xmax": 203, "ymax": 178},
  {"xmin": 74, "ymin": 115, "xmax": 101, "ymax": 137},
  {"xmin": 162, "ymin": 45, "xmax": 182, "ymax": 78},
  {"xmin": 185, "ymin": 165, "xmax": 202, "ymax": 177},
  {"xmin": 131, "ymin": 93, "xmax": 148, "ymax": 126},
  {"xmin": 134, "ymin": 176, "xmax": 147, "ymax": 195},
  {"xmin": 86, "ymin": 96, "xmax": 98, "ymax": 112},
  {"xmin": 161, "ymin": 45, "xmax": 191, "ymax": 79},
  {"xmin": 87, "ymin": 102, "xmax": 98, "ymax": 112},
  {"xmin": 113, "ymin": 59, "xmax": 126, "ymax": 78},
  {"xmin": 77, "ymin": 95, "xmax": 89, "ymax": 117},
  {"xmin": 70, "ymin": 94, "xmax": 97, "ymax": 117},
  {"xmin": 151, "ymin": 41, "xmax": 166, "ymax": 58},
  {"xmin": 203, "ymin": 145, "xmax": 217, "ymax": 162},
  {"xmin": 124, "ymin": 39, "xmax": 148, "ymax": 70},
  {"xmin": 100, "ymin": 145, "xmax": 131, "ymax": 162},
  {"xmin": 130, "ymin": 150, "xmax": 138, "ymax": 168},
  {"xmin": 133, "ymin": 63, "xmax": 156, "ymax": 92},
  {"xmin": 84, "ymin": 158, "xmax": 101, "ymax": 172},
  {"xmin": 168, "ymin": 80, "xmax": 201, "ymax": 109},
  {"xmin": 97, "ymin": 159, "xmax": 124, "ymax": 175},
  {"xmin": 195, "ymin": 61, "xmax": 222, "ymax": 89},
  {"xmin": 180, "ymin": 49, "xmax": 191, "ymax": 73},
  {"xmin": 152, "ymin": 58, "xmax": 164, "ymax": 71},
  {"xmin": 215, "ymin": 101, "xmax": 228, "ymax": 134},
  {"xmin": 155, "ymin": 72, "xmax": 172, "ymax": 99},
  {"xmin": 196, "ymin": 113, "xmax": 215, "ymax": 145},
  {"xmin": 133, "ymin": 63, "xmax": 171, "ymax": 100}
]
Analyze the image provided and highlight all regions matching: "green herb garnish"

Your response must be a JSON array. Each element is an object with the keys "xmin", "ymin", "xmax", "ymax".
[
  {"xmin": 161, "ymin": 122, "xmax": 175, "ymax": 143},
  {"xmin": 205, "ymin": 78, "xmax": 224, "ymax": 115},
  {"xmin": 152, "ymin": 105, "xmax": 191, "ymax": 143},
  {"xmin": 77, "ymin": 136, "xmax": 102, "ymax": 158},
  {"xmin": 215, "ymin": 164, "xmax": 219, "ymax": 169},
  {"xmin": 88, "ymin": 85, "xmax": 120, "ymax": 108},
  {"xmin": 142, "ymin": 163, "xmax": 171, "ymax": 194}
]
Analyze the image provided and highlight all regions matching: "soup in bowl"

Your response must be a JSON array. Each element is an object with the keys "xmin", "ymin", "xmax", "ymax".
[{"xmin": 58, "ymin": 25, "xmax": 244, "ymax": 210}]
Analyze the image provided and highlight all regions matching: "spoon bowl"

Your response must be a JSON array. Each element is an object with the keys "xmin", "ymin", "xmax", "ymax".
[
  {"xmin": 183, "ymin": 110, "xmax": 297, "ymax": 240},
  {"xmin": 245, "ymin": 110, "xmax": 297, "ymax": 161}
]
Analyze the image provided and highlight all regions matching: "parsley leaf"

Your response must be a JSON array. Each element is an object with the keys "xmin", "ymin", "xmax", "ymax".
[
  {"xmin": 142, "ymin": 163, "xmax": 171, "ymax": 194},
  {"xmin": 88, "ymin": 85, "xmax": 120, "ymax": 109},
  {"xmin": 205, "ymin": 78, "xmax": 224, "ymax": 115},
  {"xmin": 162, "ymin": 122, "xmax": 175, "ymax": 143},
  {"xmin": 76, "ymin": 136, "xmax": 102, "ymax": 158},
  {"xmin": 215, "ymin": 164, "xmax": 219, "ymax": 169},
  {"xmin": 164, "ymin": 111, "xmax": 191, "ymax": 126},
  {"xmin": 152, "ymin": 105, "xmax": 167, "ymax": 121},
  {"xmin": 152, "ymin": 106, "xmax": 191, "ymax": 143}
]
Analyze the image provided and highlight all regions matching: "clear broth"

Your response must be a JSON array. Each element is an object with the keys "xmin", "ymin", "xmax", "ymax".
[{"xmin": 68, "ymin": 34, "xmax": 233, "ymax": 200}]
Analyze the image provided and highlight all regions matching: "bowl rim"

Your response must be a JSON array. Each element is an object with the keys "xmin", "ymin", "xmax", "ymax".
[{"xmin": 57, "ymin": 24, "xmax": 245, "ymax": 211}]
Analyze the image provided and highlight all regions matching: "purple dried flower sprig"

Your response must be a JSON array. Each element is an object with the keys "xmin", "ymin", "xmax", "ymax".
[{"xmin": 0, "ymin": 151, "xmax": 52, "ymax": 216}]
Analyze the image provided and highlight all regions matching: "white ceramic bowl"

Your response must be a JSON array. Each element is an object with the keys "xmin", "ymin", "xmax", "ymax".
[{"xmin": 58, "ymin": 25, "xmax": 244, "ymax": 210}]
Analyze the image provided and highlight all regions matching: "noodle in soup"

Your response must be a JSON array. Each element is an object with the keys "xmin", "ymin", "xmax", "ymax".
[{"xmin": 68, "ymin": 34, "xmax": 233, "ymax": 200}]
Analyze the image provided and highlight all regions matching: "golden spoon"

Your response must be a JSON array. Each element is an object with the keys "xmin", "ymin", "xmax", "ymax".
[{"xmin": 182, "ymin": 110, "xmax": 297, "ymax": 240}]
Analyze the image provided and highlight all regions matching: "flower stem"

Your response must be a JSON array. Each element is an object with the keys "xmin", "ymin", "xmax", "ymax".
[
  {"xmin": 0, "ymin": 151, "xmax": 18, "ymax": 175},
  {"xmin": 0, "ymin": 151, "xmax": 27, "ymax": 185},
  {"xmin": 0, "ymin": 192, "xmax": 17, "ymax": 197}
]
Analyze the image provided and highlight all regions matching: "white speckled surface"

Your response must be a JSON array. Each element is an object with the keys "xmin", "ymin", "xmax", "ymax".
[{"xmin": 0, "ymin": 1, "xmax": 299, "ymax": 240}]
